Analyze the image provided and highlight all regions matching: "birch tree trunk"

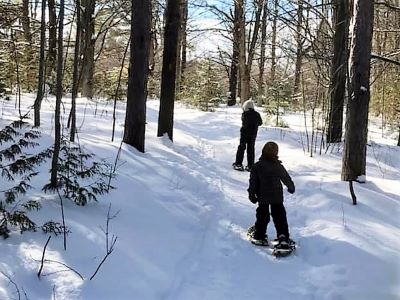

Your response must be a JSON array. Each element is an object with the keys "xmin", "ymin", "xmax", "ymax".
[{"xmin": 342, "ymin": 0, "xmax": 374, "ymax": 181}]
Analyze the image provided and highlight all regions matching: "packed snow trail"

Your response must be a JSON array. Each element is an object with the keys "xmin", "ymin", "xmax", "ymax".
[{"xmin": 0, "ymin": 96, "xmax": 399, "ymax": 300}]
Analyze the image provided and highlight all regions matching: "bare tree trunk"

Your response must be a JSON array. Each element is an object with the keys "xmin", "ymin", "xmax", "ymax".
[
  {"xmin": 175, "ymin": 0, "xmax": 187, "ymax": 96},
  {"xmin": 34, "ymin": 0, "xmax": 46, "ymax": 127},
  {"xmin": 46, "ymin": 0, "xmax": 57, "ymax": 95},
  {"xmin": 21, "ymin": 0, "xmax": 34, "ymax": 90},
  {"xmin": 327, "ymin": 0, "xmax": 350, "ymax": 143},
  {"xmin": 80, "ymin": 0, "xmax": 95, "ymax": 99},
  {"xmin": 238, "ymin": 0, "xmax": 246, "ymax": 104},
  {"xmin": 240, "ymin": 0, "xmax": 264, "ymax": 103},
  {"xmin": 257, "ymin": 0, "xmax": 268, "ymax": 105},
  {"xmin": 293, "ymin": 0, "xmax": 303, "ymax": 96},
  {"xmin": 229, "ymin": 1, "xmax": 240, "ymax": 104},
  {"xmin": 70, "ymin": 0, "xmax": 81, "ymax": 142},
  {"xmin": 157, "ymin": 0, "xmax": 180, "ymax": 141},
  {"xmin": 342, "ymin": 0, "xmax": 374, "ymax": 181},
  {"xmin": 50, "ymin": 0, "xmax": 65, "ymax": 186},
  {"xmin": 123, "ymin": 0, "xmax": 152, "ymax": 152},
  {"xmin": 271, "ymin": 0, "xmax": 278, "ymax": 84},
  {"xmin": 180, "ymin": 0, "xmax": 188, "ymax": 91}
]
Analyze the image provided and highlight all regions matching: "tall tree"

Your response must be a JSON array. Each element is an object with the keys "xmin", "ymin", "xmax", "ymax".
[
  {"xmin": 157, "ymin": 0, "xmax": 180, "ymax": 141},
  {"xmin": 34, "ymin": 0, "xmax": 46, "ymax": 127},
  {"xmin": 176, "ymin": 0, "xmax": 188, "ymax": 94},
  {"xmin": 123, "ymin": 0, "xmax": 152, "ymax": 152},
  {"xmin": 50, "ymin": 0, "xmax": 65, "ymax": 186},
  {"xmin": 47, "ymin": 0, "xmax": 57, "ymax": 94},
  {"xmin": 293, "ymin": 0, "xmax": 304, "ymax": 96},
  {"xmin": 70, "ymin": 0, "xmax": 82, "ymax": 142},
  {"xmin": 80, "ymin": 0, "xmax": 95, "ymax": 98},
  {"xmin": 270, "ymin": 0, "xmax": 278, "ymax": 84},
  {"xmin": 327, "ymin": 0, "xmax": 350, "ymax": 143},
  {"xmin": 229, "ymin": 0, "xmax": 240, "ymax": 104},
  {"xmin": 239, "ymin": 0, "xmax": 264, "ymax": 103},
  {"xmin": 342, "ymin": 0, "xmax": 375, "ymax": 181},
  {"xmin": 257, "ymin": 0, "xmax": 268, "ymax": 105},
  {"xmin": 21, "ymin": 0, "xmax": 34, "ymax": 90}
]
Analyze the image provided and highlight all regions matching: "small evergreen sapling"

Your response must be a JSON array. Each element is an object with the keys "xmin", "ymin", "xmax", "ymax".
[{"xmin": 0, "ymin": 120, "xmax": 51, "ymax": 238}]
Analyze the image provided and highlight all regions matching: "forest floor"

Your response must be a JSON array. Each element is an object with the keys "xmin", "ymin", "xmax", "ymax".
[{"xmin": 0, "ymin": 95, "xmax": 399, "ymax": 300}]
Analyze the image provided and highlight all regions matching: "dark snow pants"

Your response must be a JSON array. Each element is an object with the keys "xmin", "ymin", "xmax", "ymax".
[
  {"xmin": 254, "ymin": 203, "xmax": 289, "ymax": 240},
  {"xmin": 235, "ymin": 135, "xmax": 256, "ymax": 167}
]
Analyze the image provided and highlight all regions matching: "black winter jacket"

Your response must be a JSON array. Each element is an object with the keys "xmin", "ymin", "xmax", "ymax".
[
  {"xmin": 240, "ymin": 109, "xmax": 262, "ymax": 138},
  {"xmin": 248, "ymin": 158, "xmax": 295, "ymax": 204}
]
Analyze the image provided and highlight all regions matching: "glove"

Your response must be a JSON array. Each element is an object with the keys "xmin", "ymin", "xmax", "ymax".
[
  {"xmin": 287, "ymin": 187, "xmax": 295, "ymax": 194},
  {"xmin": 249, "ymin": 193, "xmax": 258, "ymax": 204}
]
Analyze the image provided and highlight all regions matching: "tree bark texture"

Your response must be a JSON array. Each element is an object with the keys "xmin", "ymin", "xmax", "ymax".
[
  {"xmin": 239, "ymin": 0, "xmax": 264, "ymax": 103},
  {"xmin": 80, "ymin": 0, "xmax": 95, "ymax": 98},
  {"xmin": 238, "ymin": 0, "xmax": 247, "ymax": 104},
  {"xmin": 257, "ymin": 1, "xmax": 268, "ymax": 105},
  {"xmin": 342, "ymin": 0, "xmax": 374, "ymax": 181},
  {"xmin": 157, "ymin": 0, "xmax": 180, "ymax": 141},
  {"xmin": 229, "ymin": 1, "xmax": 240, "ymax": 104},
  {"xmin": 123, "ymin": 0, "xmax": 152, "ymax": 152},
  {"xmin": 21, "ymin": 0, "xmax": 34, "ymax": 90},
  {"xmin": 70, "ymin": 0, "xmax": 81, "ymax": 142},
  {"xmin": 271, "ymin": 0, "xmax": 278, "ymax": 84},
  {"xmin": 50, "ymin": 0, "xmax": 65, "ymax": 186},
  {"xmin": 47, "ymin": 0, "xmax": 57, "ymax": 94},
  {"xmin": 34, "ymin": 0, "xmax": 46, "ymax": 127},
  {"xmin": 327, "ymin": 0, "xmax": 350, "ymax": 143}
]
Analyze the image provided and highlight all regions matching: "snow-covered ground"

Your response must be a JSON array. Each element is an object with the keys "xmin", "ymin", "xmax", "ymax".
[{"xmin": 0, "ymin": 95, "xmax": 399, "ymax": 300}]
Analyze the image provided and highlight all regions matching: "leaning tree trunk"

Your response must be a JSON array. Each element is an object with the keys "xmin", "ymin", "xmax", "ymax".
[
  {"xmin": 80, "ymin": 0, "xmax": 95, "ymax": 99},
  {"xmin": 157, "ymin": 0, "xmax": 180, "ymax": 141},
  {"xmin": 327, "ymin": 0, "xmax": 350, "ymax": 143},
  {"xmin": 50, "ymin": 0, "xmax": 65, "ymax": 186},
  {"xmin": 123, "ymin": 0, "xmax": 152, "ymax": 152},
  {"xmin": 341, "ymin": 0, "xmax": 374, "ymax": 181},
  {"xmin": 34, "ymin": 0, "xmax": 46, "ymax": 127}
]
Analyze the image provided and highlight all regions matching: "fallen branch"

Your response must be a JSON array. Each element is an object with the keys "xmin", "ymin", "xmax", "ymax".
[
  {"xmin": 0, "ymin": 269, "xmax": 21, "ymax": 300},
  {"xmin": 37, "ymin": 236, "xmax": 52, "ymax": 278},
  {"xmin": 349, "ymin": 180, "xmax": 357, "ymax": 205},
  {"xmin": 90, "ymin": 204, "xmax": 118, "ymax": 280}
]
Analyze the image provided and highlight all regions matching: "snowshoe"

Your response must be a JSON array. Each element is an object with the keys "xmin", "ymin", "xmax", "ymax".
[
  {"xmin": 244, "ymin": 165, "xmax": 252, "ymax": 172},
  {"xmin": 272, "ymin": 235, "xmax": 296, "ymax": 257},
  {"xmin": 247, "ymin": 226, "xmax": 268, "ymax": 246},
  {"xmin": 232, "ymin": 163, "xmax": 244, "ymax": 171}
]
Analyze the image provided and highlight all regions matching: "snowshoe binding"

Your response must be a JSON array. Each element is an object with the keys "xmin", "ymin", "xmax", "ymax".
[
  {"xmin": 272, "ymin": 235, "xmax": 296, "ymax": 257},
  {"xmin": 247, "ymin": 226, "xmax": 268, "ymax": 246},
  {"xmin": 232, "ymin": 163, "xmax": 244, "ymax": 171}
]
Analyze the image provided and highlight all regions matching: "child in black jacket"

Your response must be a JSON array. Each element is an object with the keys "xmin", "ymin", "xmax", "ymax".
[
  {"xmin": 233, "ymin": 100, "xmax": 262, "ymax": 171},
  {"xmin": 248, "ymin": 141, "xmax": 295, "ymax": 248}
]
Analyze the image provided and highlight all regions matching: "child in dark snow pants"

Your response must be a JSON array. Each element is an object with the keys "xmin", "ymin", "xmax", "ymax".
[
  {"xmin": 233, "ymin": 100, "xmax": 262, "ymax": 171},
  {"xmin": 247, "ymin": 141, "xmax": 295, "ymax": 245}
]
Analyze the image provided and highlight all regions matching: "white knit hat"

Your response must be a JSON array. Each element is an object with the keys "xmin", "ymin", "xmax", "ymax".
[{"xmin": 242, "ymin": 99, "xmax": 254, "ymax": 111}]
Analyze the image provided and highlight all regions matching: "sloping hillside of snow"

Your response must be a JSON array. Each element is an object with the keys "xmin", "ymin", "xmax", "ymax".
[{"xmin": 0, "ymin": 95, "xmax": 399, "ymax": 300}]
